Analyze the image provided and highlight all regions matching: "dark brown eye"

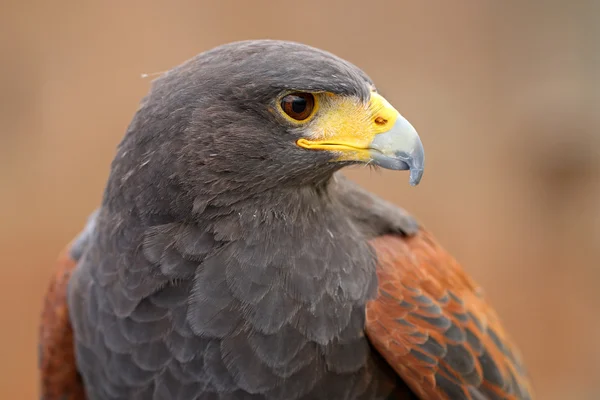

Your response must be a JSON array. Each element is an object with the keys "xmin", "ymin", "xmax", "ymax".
[{"xmin": 281, "ymin": 93, "xmax": 315, "ymax": 121}]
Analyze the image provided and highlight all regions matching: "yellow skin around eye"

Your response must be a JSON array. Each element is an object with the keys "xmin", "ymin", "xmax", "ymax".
[
  {"xmin": 294, "ymin": 92, "xmax": 400, "ymax": 162},
  {"xmin": 278, "ymin": 93, "xmax": 320, "ymax": 124}
]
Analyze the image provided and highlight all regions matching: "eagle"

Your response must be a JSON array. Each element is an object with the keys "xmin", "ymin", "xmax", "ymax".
[{"xmin": 39, "ymin": 40, "xmax": 533, "ymax": 400}]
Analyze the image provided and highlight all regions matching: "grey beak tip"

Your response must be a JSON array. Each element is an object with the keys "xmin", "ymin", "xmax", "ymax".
[{"xmin": 409, "ymin": 168, "xmax": 424, "ymax": 186}]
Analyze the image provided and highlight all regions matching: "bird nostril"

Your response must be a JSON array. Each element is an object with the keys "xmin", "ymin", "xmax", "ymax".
[{"xmin": 374, "ymin": 116, "xmax": 387, "ymax": 126}]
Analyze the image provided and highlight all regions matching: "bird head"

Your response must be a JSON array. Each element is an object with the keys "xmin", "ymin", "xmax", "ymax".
[{"xmin": 108, "ymin": 40, "xmax": 424, "ymax": 212}]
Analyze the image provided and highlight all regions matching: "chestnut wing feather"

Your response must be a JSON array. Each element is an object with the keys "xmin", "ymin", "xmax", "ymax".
[
  {"xmin": 366, "ymin": 231, "xmax": 533, "ymax": 400},
  {"xmin": 39, "ymin": 240, "xmax": 87, "ymax": 400}
]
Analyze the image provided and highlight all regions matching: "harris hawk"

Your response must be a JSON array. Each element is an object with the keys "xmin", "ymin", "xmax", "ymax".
[{"xmin": 39, "ymin": 40, "xmax": 534, "ymax": 400}]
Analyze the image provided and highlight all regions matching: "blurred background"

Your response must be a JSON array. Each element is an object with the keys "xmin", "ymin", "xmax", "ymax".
[{"xmin": 1, "ymin": 1, "xmax": 599, "ymax": 398}]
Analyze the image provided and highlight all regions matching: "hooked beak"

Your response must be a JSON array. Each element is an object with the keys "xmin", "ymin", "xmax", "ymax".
[
  {"xmin": 368, "ymin": 113, "xmax": 424, "ymax": 186},
  {"xmin": 296, "ymin": 92, "xmax": 425, "ymax": 185}
]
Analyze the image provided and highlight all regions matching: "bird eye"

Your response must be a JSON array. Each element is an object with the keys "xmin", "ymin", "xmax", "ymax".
[{"xmin": 280, "ymin": 93, "xmax": 315, "ymax": 121}]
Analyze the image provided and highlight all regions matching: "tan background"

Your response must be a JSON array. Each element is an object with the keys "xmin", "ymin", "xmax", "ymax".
[{"xmin": 1, "ymin": 1, "xmax": 599, "ymax": 399}]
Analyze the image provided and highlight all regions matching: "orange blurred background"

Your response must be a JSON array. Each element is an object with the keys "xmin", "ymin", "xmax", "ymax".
[{"xmin": 1, "ymin": 1, "xmax": 599, "ymax": 399}]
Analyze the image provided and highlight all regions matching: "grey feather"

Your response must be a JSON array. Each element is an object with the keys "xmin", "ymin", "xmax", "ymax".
[
  {"xmin": 67, "ymin": 40, "xmax": 421, "ymax": 400},
  {"xmin": 246, "ymin": 325, "xmax": 314, "ymax": 370}
]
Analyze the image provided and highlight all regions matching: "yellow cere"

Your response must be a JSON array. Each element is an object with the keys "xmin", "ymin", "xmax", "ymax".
[{"xmin": 296, "ymin": 92, "xmax": 400, "ymax": 162}]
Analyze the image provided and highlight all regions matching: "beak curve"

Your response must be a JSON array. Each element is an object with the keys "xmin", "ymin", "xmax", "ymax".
[
  {"xmin": 295, "ymin": 92, "xmax": 425, "ymax": 186},
  {"xmin": 368, "ymin": 114, "xmax": 424, "ymax": 186}
]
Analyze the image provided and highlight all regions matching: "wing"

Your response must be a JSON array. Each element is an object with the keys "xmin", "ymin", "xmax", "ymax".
[
  {"xmin": 39, "ymin": 239, "xmax": 86, "ymax": 400},
  {"xmin": 39, "ymin": 210, "xmax": 101, "ymax": 400},
  {"xmin": 366, "ymin": 230, "xmax": 534, "ymax": 400}
]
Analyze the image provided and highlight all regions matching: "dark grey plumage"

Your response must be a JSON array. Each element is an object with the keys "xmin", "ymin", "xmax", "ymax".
[{"xmin": 68, "ymin": 40, "xmax": 419, "ymax": 400}]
